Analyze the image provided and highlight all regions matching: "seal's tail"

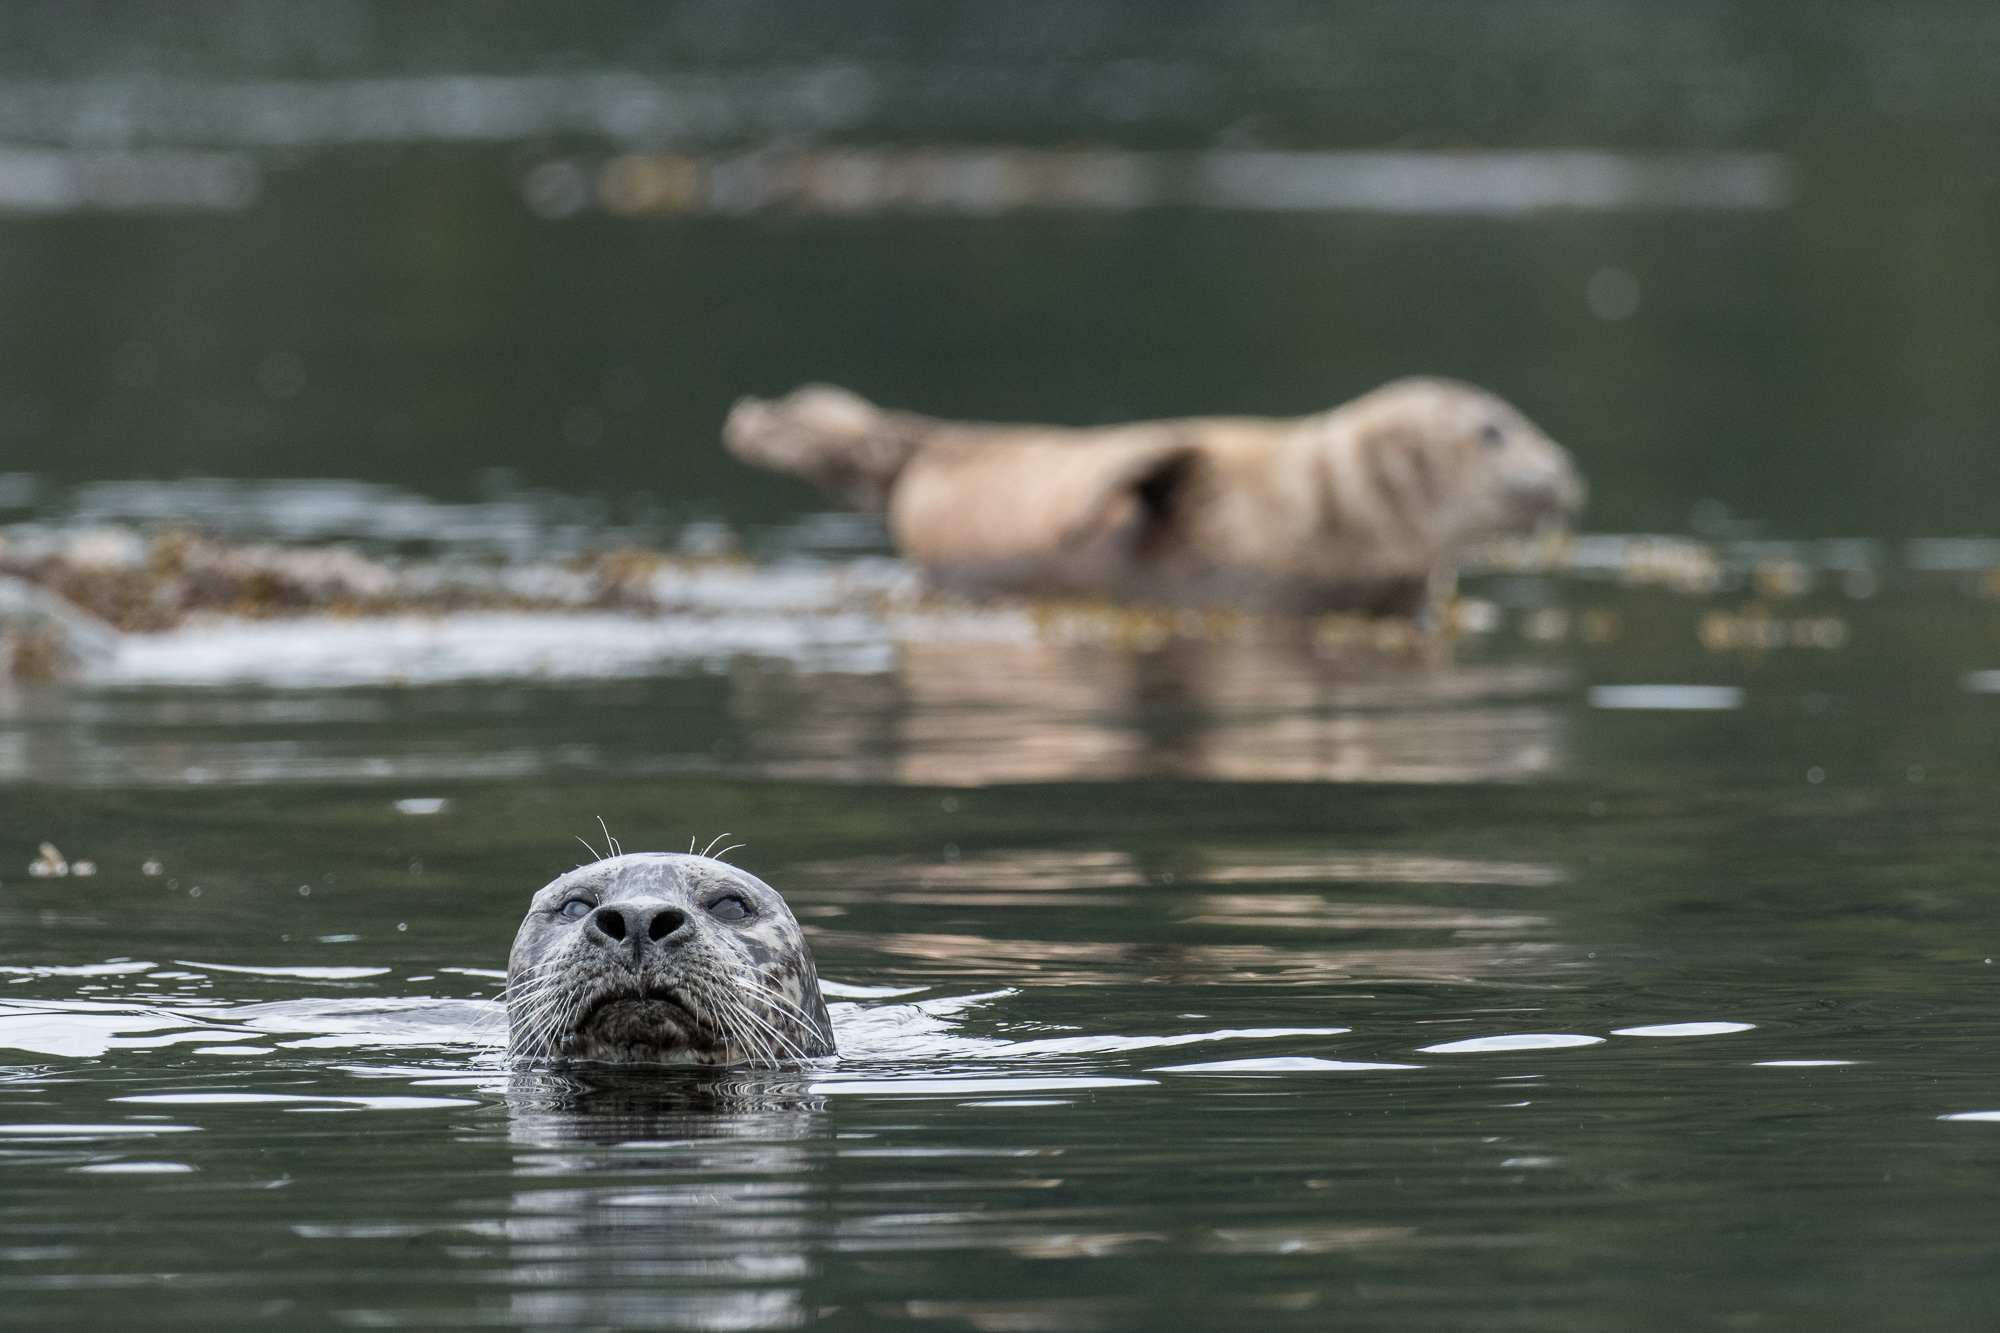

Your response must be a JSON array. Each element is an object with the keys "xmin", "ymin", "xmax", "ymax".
[{"xmin": 723, "ymin": 383, "xmax": 931, "ymax": 514}]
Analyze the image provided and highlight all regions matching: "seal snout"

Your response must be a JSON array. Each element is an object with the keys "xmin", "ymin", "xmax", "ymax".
[
  {"xmin": 1505, "ymin": 458, "xmax": 1587, "ymax": 517},
  {"xmin": 583, "ymin": 902, "xmax": 690, "ymax": 950}
]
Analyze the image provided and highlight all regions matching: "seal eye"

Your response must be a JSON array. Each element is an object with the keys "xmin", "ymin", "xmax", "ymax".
[
  {"xmin": 707, "ymin": 895, "xmax": 752, "ymax": 923},
  {"xmin": 1479, "ymin": 422, "xmax": 1507, "ymax": 449},
  {"xmin": 559, "ymin": 899, "xmax": 593, "ymax": 922}
]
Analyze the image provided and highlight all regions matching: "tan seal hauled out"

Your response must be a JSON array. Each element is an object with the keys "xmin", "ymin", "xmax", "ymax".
[{"xmin": 725, "ymin": 378, "xmax": 1584, "ymax": 616}]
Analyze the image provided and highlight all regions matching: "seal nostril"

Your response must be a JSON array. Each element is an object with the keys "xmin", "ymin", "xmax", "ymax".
[
  {"xmin": 593, "ymin": 907, "xmax": 627, "ymax": 942},
  {"xmin": 648, "ymin": 908, "xmax": 687, "ymax": 942}
]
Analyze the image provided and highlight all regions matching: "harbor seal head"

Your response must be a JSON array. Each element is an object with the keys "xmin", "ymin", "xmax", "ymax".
[
  {"xmin": 1322, "ymin": 376, "xmax": 1584, "ymax": 545},
  {"xmin": 506, "ymin": 853, "xmax": 836, "ymax": 1066}
]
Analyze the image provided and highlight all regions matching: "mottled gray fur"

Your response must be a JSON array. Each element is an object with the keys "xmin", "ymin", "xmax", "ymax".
[{"xmin": 506, "ymin": 853, "xmax": 835, "ymax": 1066}]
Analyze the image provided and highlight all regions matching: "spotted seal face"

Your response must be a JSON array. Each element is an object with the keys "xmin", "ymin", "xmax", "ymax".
[{"xmin": 506, "ymin": 853, "xmax": 836, "ymax": 1066}]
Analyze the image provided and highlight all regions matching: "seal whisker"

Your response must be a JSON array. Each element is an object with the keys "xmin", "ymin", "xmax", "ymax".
[
  {"xmin": 682, "ymin": 976, "xmax": 762, "ymax": 1064},
  {"xmin": 726, "ymin": 985, "xmax": 806, "ymax": 1058},
  {"xmin": 507, "ymin": 980, "xmax": 568, "ymax": 1028},
  {"xmin": 508, "ymin": 990, "xmax": 569, "ymax": 1056},
  {"xmin": 502, "ymin": 970, "xmax": 562, "ymax": 1023},
  {"xmin": 702, "ymin": 985, "xmax": 765, "ymax": 1064},
  {"xmin": 533, "ymin": 984, "xmax": 592, "ymax": 1057},
  {"xmin": 735, "ymin": 990, "xmax": 820, "ymax": 1045},
  {"xmin": 503, "ymin": 957, "xmax": 568, "ymax": 1002},
  {"xmin": 596, "ymin": 816, "xmax": 622, "ymax": 858},
  {"xmin": 723, "ymin": 972, "xmax": 821, "ymax": 1061},
  {"xmin": 693, "ymin": 972, "xmax": 793, "ymax": 1064},
  {"xmin": 700, "ymin": 832, "xmax": 732, "ymax": 859},
  {"xmin": 450, "ymin": 1002, "xmax": 511, "ymax": 1052},
  {"xmin": 575, "ymin": 833, "xmax": 603, "ymax": 862},
  {"xmin": 741, "ymin": 990, "xmax": 819, "ymax": 1043},
  {"xmin": 731, "ymin": 971, "xmax": 823, "ymax": 1029},
  {"xmin": 505, "ymin": 958, "xmax": 588, "ymax": 1057},
  {"xmin": 721, "ymin": 996, "xmax": 805, "ymax": 1065}
]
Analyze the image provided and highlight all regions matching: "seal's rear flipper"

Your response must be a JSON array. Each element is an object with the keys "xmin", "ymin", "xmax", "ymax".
[{"xmin": 723, "ymin": 384, "xmax": 933, "ymax": 514}]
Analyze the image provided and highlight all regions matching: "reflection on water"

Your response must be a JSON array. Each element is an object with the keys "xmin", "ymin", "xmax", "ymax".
[
  {"xmin": 805, "ymin": 928, "xmax": 1566, "ymax": 989},
  {"xmin": 775, "ymin": 640, "xmax": 1565, "ymax": 787},
  {"xmin": 0, "ymin": 551, "xmax": 1571, "ymax": 785},
  {"xmin": 498, "ymin": 1070, "xmax": 826, "ymax": 1332},
  {"xmin": 740, "ymin": 636, "xmax": 1564, "ymax": 788},
  {"xmin": 12, "ymin": 509, "xmax": 1999, "ymax": 791},
  {"xmin": 781, "ymin": 847, "xmax": 1567, "ymax": 986}
]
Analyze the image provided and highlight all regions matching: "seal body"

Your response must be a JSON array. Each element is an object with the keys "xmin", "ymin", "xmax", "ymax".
[
  {"xmin": 725, "ymin": 378, "xmax": 1585, "ymax": 615},
  {"xmin": 506, "ymin": 853, "xmax": 835, "ymax": 1066}
]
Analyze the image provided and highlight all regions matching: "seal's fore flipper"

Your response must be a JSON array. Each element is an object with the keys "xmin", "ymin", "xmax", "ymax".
[{"xmin": 1057, "ymin": 438, "xmax": 1202, "ymax": 555}]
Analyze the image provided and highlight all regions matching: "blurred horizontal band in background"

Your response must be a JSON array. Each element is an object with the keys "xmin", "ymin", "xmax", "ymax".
[
  {"xmin": 0, "ymin": 0, "xmax": 1986, "ymax": 537},
  {"xmin": 559, "ymin": 148, "xmax": 1791, "ymax": 220},
  {"xmin": 0, "ymin": 147, "xmax": 256, "ymax": 214},
  {"xmin": 0, "ymin": 68, "xmax": 876, "ymax": 149},
  {"xmin": 0, "ymin": 143, "xmax": 1801, "ymax": 219}
]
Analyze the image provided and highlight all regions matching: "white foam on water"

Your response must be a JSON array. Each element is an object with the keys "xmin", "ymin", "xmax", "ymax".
[
  {"xmin": 1150, "ymin": 1057, "xmax": 1421, "ymax": 1073},
  {"xmin": 114, "ymin": 1093, "xmax": 475, "ymax": 1110},
  {"xmin": 1589, "ymin": 685, "xmax": 1744, "ymax": 710},
  {"xmin": 829, "ymin": 993, "xmax": 1346, "ymax": 1063},
  {"xmin": 809, "ymin": 1077, "xmax": 1153, "ymax": 1096},
  {"xmin": 1754, "ymin": 1060, "xmax": 1854, "ymax": 1067},
  {"xmin": 1940, "ymin": 1111, "xmax": 2000, "ymax": 1122},
  {"xmin": 237, "ymin": 998, "xmax": 506, "ymax": 1051},
  {"xmin": 71, "ymin": 1162, "xmax": 197, "ymax": 1174},
  {"xmin": 90, "ymin": 610, "xmax": 899, "ymax": 689},
  {"xmin": 0, "ymin": 1009, "xmax": 261, "ymax": 1058},
  {"xmin": 0, "ymin": 1124, "xmax": 200, "ymax": 1136},
  {"xmin": 0, "ymin": 980, "xmax": 1374, "ymax": 1071},
  {"xmin": 0, "ymin": 962, "xmax": 156, "ymax": 977},
  {"xmin": 175, "ymin": 962, "xmax": 390, "ymax": 979},
  {"xmin": 0, "ymin": 995, "xmax": 502, "ymax": 1058},
  {"xmin": 1611, "ymin": 1022, "xmax": 1756, "ymax": 1037},
  {"xmin": 982, "ymin": 1027, "xmax": 1351, "ymax": 1059},
  {"xmin": 392, "ymin": 798, "xmax": 448, "ymax": 815},
  {"xmin": 820, "ymin": 981, "xmax": 930, "ymax": 998},
  {"xmin": 1418, "ymin": 1033, "xmax": 1605, "ymax": 1054}
]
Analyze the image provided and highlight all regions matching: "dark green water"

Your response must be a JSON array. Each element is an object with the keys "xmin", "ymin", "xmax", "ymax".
[
  {"xmin": 5, "ymin": 574, "xmax": 2000, "ymax": 1330},
  {"xmin": 0, "ymin": 0, "xmax": 1998, "ymax": 536}
]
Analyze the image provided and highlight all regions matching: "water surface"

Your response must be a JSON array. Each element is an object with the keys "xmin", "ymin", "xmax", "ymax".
[{"xmin": 4, "ymin": 552, "xmax": 2000, "ymax": 1331}]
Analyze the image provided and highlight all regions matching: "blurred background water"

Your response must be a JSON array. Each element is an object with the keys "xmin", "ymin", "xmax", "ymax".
[
  {"xmin": 0, "ymin": 0, "xmax": 1991, "ymax": 536},
  {"xmin": 6, "ymin": 4, "xmax": 2000, "ymax": 1331}
]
